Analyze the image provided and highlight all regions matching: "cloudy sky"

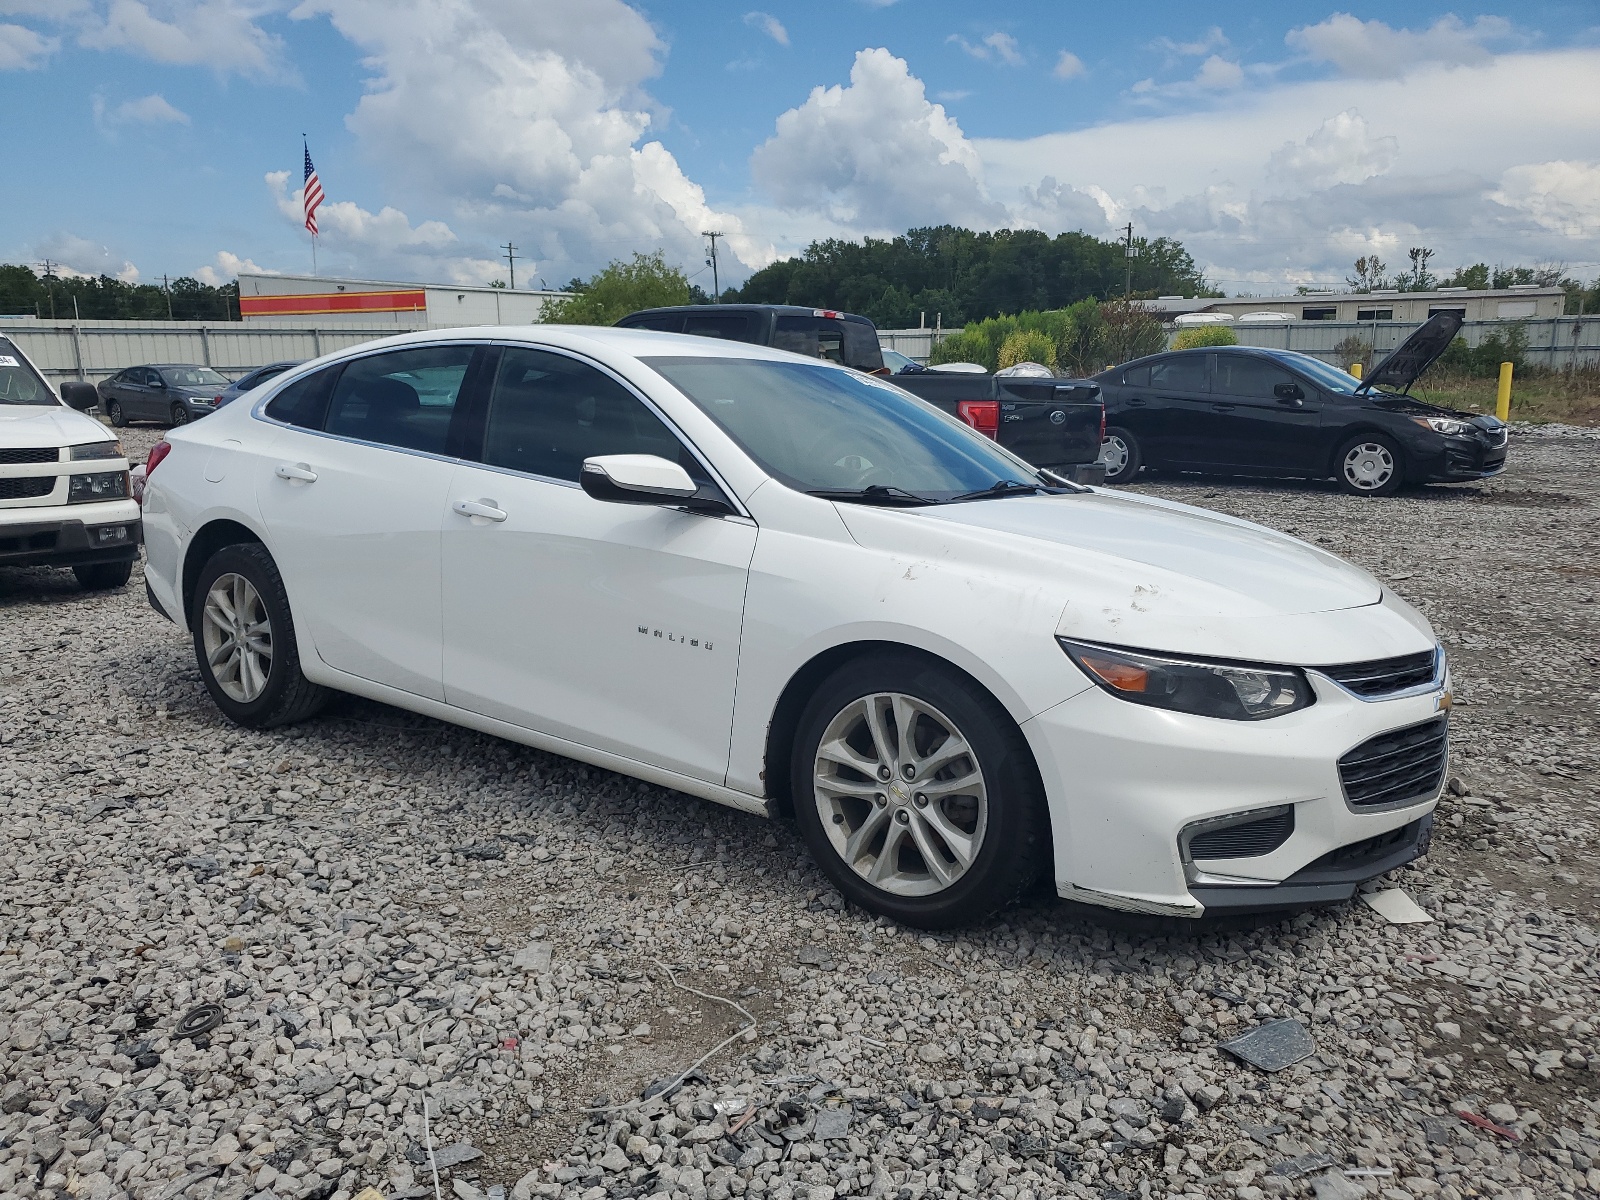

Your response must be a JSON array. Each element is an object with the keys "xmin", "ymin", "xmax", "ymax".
[{"xmin": 4, "ymin": 0, "xmax": 1598, "ymax": 296}]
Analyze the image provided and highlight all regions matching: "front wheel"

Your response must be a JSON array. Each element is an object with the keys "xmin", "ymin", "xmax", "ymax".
[
  {"xmin": 1099, "ymin": 426, "xmax": 1142, "ymax": 485},
  {"xmin": 169, "ymin": 402, "xmax": 191, "ymax": 427},
  {"xmin": 1336, "ymin": 434, "xmax": 1403, "ymax": 496},
  {"xmin": 74, "ymin": 561, "xmax": 132, "ymax": 590},
  {"xmin": 191, "ymin": 543, "xmax": 331, "ymax": 728},
  {"xmin": 790, "ymin": 652, "xmax": 1049, "ymax": 928}
]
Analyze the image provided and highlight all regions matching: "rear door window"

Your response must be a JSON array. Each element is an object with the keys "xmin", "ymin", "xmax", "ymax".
[
  {"xmin": 1122, "ymin": 364, "xmax": 1151, "ymax": 387},
  {"xmin": 323, "ymin": 345, "xmax": 476, "ymax": 454},
  {"xmin": 265, "ymin": 367, "xmax": 338, "ymax": 429},
  {"xmin": 1149, "ymin": 356, "xmax": 1208, "ymax": 392}
]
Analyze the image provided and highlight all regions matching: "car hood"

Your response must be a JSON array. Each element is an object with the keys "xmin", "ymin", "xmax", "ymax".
[
  {"xmin": 834, "ymin": 489, "xmax": 1436, "ymax": 665},
  {"xmin": 1362, "ymin": 310, "xmax": 1463, "ymax": 393},
  {"xmin": 1370, "ymin": 394, "xmax": 1506, "ymax": 431},
  {"xmin": 0, "ymin": 403, "xmax": 110, "ymax": 448}
]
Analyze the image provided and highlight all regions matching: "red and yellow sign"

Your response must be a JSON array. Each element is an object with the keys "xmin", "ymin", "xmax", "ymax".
[{"xmin": 240, "ymin": 289, "xmax": 427, "ymax": 317}]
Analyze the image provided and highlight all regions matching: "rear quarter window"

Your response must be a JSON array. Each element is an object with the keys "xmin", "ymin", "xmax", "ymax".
[{"xmin": 264, "ymin": 366, "xmax": 338, "ymax": 429}]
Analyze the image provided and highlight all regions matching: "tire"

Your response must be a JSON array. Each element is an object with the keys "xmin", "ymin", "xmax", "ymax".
[
  {"xmin": 190, "ymin": 542, "xmax": 330, "ymax": 728},
  {"xmin": 1335, "ymin": 434, "xmax": 1403, "ymax": 497},
  {"xmin": 107, "ymin": 399, "xmax": 127, "ymax": 428},
  {"xmin": 169, "ymin": 402, "xmax": 191, "ymax": 427},
  {"xmin": 1099, "ymin": 426, "xmax": 1142, "ymax": 485},
  {"xmin": 73, "ymin": 560, "xmax": 132, "ymax": 590},
  {"xmin": 790, "ymin": 651, "xmax": 1050, "ymax": 929}
]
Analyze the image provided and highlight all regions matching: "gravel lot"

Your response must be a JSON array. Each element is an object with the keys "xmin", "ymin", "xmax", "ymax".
[{"xmin": 2, "ymin": 424, "xmax": 1597, "ymax": 1200}]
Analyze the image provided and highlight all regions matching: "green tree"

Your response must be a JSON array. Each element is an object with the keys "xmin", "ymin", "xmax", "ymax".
[
  {"xmin": 997, "ymin": 330, "xmax": 1057, "ymax": 371},
  {"xmin": 929, "ymin": 329, "xmax": 993, "ymax": 369},
  {"xmin": 1171, "ymin": 325, "xmax": 1238, "ymax": 350},
  {"xmin": 0, "ymin": 264, "xmax": 239, "ymax": 321},
  {"xmin": 543, "ymin": 251, "xmax": 690, "ymax": 325}
]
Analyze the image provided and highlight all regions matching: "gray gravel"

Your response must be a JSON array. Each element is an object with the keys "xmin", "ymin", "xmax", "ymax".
[{"xmin": 1, "ymin": 423, "xmax": 1597, "ymax": 1200}]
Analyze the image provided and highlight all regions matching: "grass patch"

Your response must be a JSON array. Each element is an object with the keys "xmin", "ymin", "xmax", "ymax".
[{"xmin": 1412, "ymin": 367, "xmax": 1600, "ymax": 426}]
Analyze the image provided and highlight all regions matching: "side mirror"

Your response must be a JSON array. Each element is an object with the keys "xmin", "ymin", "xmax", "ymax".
[
  {"xmin": 1274, "ymin": 382, "xmax": 1305, "ymax": 402},
  {"xmin": 60, "ymin": 382, "xmax": 99, "ymax": 411},
  {"xmin": 580, "ymin": 454, "xmax": 699, "ymax": 505},
  {"xmin": 151, "ymin": 378, "xmax": 167, "ymax": 389}
]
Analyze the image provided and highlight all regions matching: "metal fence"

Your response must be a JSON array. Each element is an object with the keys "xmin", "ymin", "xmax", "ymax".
[{"xmin": 0, "ymin": 318, "xmax": 407, "ymax": 383}]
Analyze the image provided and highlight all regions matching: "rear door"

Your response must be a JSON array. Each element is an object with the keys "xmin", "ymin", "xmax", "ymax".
[
  {"xmin": 1141, "ymin": 354, "xmax": 1211, "ymax": 465},
  {"xmin": 1209, "ymin": 354, "xmax": 1323, "ymax": 472}
]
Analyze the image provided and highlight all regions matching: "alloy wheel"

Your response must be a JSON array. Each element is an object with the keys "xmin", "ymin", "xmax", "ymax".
[
  {"xmin": 201, "ymin": 572, "xmax": 273, "ymax": 703},
  {"xmin": 1099, "ymin": 435, "xmax": 1130, "ymax": 476},
  {"xmin": 812, "ymin": 692, "xmax": 988, "ymax": 897},
  {"xmin": 170, "ymin": 403, "xmax": 191, "ymax": 426},
  {"xmin": 1343, "ymin": 442, "xmax": 1395, "ymax": 491}
]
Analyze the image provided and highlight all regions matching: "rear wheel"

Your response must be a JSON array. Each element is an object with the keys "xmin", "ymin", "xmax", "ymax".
[
  {"xmin": 106, "ymin": 399, "xmax": 127, "ymax": 428},
  {"xmin": 169, "ymin": 402, "xmax": 191, "ymax": 427},
  {"xmin": 790, "ymin": 651, "xmax": 1049, "ymax": 928},
  {"xmin": 1336, "ymin": 434, "xmax": 1403, "ymax": 497},
  {"xmin": 191, "ymin": 543, "xmax": 330, "ymax": 728},
  {"xmin": 1099, "ymin": 426, "xmax": 1142, "ymax": 484},
  {"xmin": 73, "ymin": 561, "xmax": 132, "ymax": 590}
]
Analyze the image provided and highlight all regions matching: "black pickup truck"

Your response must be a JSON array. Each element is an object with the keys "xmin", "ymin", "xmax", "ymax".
[{"xmin": 615, "ymin": 304, "xmax": 1105, "ymax": 481}]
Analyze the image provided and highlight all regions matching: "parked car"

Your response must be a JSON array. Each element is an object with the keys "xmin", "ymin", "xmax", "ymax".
[
  {"xmin": 1093, "ymin": 311, "xmax": 1506, "ymax": 496},
  {"xmin": 142, "ymin": 326, "xmax": 1447, "ymax": 927},
  {"xmin": 881, "ymin": 348, "xmax": 926, "ymax": 374},
  {"xmin": 0, "ymin": 338, "xmax": 140, "ymax": 589},
  {"xmin": 616, "ymin": 305, "xmax": 1105, "ymax": 480},
  {"xmin": 97, "ymin": 363, "xmax": 235, "ymax": 427},
  {"xmin": 217, "ymin": 360, "xmax": 304, "ymax": 407}
]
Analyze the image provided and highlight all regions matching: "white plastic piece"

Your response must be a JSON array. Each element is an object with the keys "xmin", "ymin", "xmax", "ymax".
[{"xmin": 1360, "ymin": 888, "xmax": 1433, "ymax": 924}]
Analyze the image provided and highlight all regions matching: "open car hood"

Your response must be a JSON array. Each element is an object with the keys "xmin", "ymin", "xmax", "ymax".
[{"xmin": 1361, "ymin": 309, "xmax": 1463, "ymax": 393}]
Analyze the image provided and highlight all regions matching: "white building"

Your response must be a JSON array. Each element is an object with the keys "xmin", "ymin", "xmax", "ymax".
[{"xmin": 237, "ymin": 273, "xmax": 569, "ymax": 329}]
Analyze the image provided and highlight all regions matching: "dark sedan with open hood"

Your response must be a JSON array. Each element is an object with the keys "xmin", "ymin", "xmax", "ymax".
[{"xmin": 1094, "ymin": 312, "xmax": 1507, "ymax": 496}]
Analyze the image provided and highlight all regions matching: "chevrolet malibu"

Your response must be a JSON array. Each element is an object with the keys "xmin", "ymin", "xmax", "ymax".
[{"xmin": 141, "ymin": 327, "xmax": 1449, "ymax": 928}]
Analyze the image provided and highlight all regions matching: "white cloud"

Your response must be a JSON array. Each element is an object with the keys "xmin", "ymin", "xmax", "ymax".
[
  {"xmin": 1192, "ymin": 54, "xmax": 1243, "ymax": 90},
  {"xmin": 1266, "ymin": 109, "xmax": 1397, "ymax": 190},
  {"xmin": 1491, "ymin": 161, "xmax": 1600, "ymax": 239},
  {"xmin": 78, "ymin": 0, "xmax": 289, "ymax": 77},
  {"xmin": 1152, "ymin": 27, "xmax": 1227, "ymax": 57},
  {"xmin": 948, "ymin": 31, "xmax": 1022, "ymax": 66},
  {"xmin": 33, "ymin": 232, "xmax": 141, "ymax": 281},
  {"xmin": 0, "ymin": 21, "xmax": 56, "ymax": 67},
  {"xmin": 1287, "ymin": 13, "xmax": 1514, "ymax": 80},
  {"xmin": 289, "ymin": 0, "xmax": 768, "ymax": 282},
  {"xmin": 750, "ymin": 47, "xmax": 1004, "ymax": 233},
  {"xmin": 743, "ymin": 10, "xmax": 786, "ymax": 46},
  {"xmin": 1052, "ymin": 50, "xmax": 1084, "ymax": 80},
  {"xmin": 93, "ymin": 91, "xmax": 191, "ymax": 127},
  {"xmin": 193, "ymin": 250, "xmax": 272, "ymax": 286}
]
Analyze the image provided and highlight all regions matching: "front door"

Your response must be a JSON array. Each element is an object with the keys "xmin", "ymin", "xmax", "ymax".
[
  {"xmin": 440, "ymin": 345, "xmax": 755, "ymax": 784},
  {"xmin": 253, "ymin": 343, "xmax": 482, "ymax": 700},
  {"xmin": 1209, "ymin": 354, "xmax": 1324, "ymax": 473}
]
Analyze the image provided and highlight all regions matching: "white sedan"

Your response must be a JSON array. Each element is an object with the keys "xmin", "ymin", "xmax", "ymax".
[{"xmin": 141, "ymin": 326, "xmax": 1449, "ymax": 927}]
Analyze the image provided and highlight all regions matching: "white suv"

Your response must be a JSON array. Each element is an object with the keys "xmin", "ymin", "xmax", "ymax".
[{"xmin": 0, "ymin": 337, "xmax": 140, "ymax": 590}]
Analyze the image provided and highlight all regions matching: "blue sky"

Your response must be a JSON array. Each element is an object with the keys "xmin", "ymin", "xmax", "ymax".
[{"xmin": 4, "ymin": 1, "xmax": 1599, "ymax": 296}]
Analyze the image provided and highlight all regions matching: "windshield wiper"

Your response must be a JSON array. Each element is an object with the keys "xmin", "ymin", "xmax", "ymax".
[
  {"xmin": 807, "ymin": 485, "xmax": 940, "ymax": 507},
  {"xmin": 945, "ymin": 479, "xmax": 1054, "ymax": 503}
]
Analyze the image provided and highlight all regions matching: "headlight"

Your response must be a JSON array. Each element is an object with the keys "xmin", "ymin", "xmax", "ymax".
[
  {"xmin": 1412, "ymin": 416, "xmax": 1473, "ymax": 436},
  {"xmin": 1059, "ymin": 639, "xmax": 1314, "ymax": 721},
  {"xmin": 68, "ymin": 471, "xmax": 129, "ymax": 503},
  {"xmin": 70, "ymin": 440, "xmax": 123, "ymax": 460}
]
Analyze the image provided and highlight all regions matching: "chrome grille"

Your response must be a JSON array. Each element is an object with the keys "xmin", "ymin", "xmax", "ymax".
[
  {"xmin": 0, "ymin": 476, "xmax": 56, "ymax": 501},
  {"xmin": 0, "ymin": 447, "xmax": 59, "ymax": 465},
  {"xmin": 1339, "ymin": 716, "xmax": 1448, "ymax": 808},
  {"xmin": 1319, "ymin": 649, "xmax": 1438, "ymax": 697}
]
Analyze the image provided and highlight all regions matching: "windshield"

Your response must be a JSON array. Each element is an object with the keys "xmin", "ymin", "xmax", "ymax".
[
  {"xmin": 0, "ymin": 339, "xmax": 55, "ymax": 406},
  {"xmin": 645, "ymin": 356, "xmax": 1040, "ymax": 500},
  {"xmin": 1267, "ymin": 351, "xmax": 1363, "ymax": 395},
  {"xmin": 163, "ymin": 366, "xmax": 230, "ymax": 388}
]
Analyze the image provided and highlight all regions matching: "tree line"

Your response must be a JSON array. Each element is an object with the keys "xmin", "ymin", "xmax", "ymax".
[
  {"xmin": 1337, "ymin": 251, "xmax": 1599, "ymax": 313},
  {"xmin": 0, "ymin": 265, "xmax": 241, "ymax": 321}
]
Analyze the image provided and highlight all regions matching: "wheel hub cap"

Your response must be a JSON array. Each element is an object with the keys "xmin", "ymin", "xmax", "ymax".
[
  {"xmin": 1099, "ymin": 437, "xmax": 1128, "ymax": 474},
  {"xmin": 813, "ymin": 691, "xmax": 988, "ymax": 897},
  {"xmin": 1344, "ymin": 443, "xmax": 1394, "ymax": 489},
  {"xmin": 200, "ymin": 571, "xmax": 273, "ymax": 703}
]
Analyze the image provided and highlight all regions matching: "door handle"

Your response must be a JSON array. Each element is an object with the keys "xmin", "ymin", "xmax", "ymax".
[
  {"xmin": 274, "ymin": 462, "xmax": 318, "ymax": 483},
  {"xmin": 1211, "ymin": 404, "xmax": 1236, "ymax": 413},
  {"xmin": 453, "ymin": 499, "xmax": 507, "ymax": 523},
  {"xmin": 1125, "ymin": 398, "xmax": 1147, "ymax": 407}
]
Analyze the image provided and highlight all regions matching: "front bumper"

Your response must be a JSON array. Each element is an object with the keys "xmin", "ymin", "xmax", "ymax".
[
  {"xmin": 1414, "ymin": 431, "xmax": 1508, "ymax": 482},
  {"xmin": 1022, "ymin": 666, "xmax": 1447, "ymax": 917},
  {"xmin": 0, "ymin": 502, "xmax": 143, "ymax": 568}
]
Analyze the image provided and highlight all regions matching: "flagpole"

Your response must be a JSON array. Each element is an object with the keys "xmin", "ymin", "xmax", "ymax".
[{"xmin": 311, "ymin": 233, "xmax": 318, "ymax": 277}]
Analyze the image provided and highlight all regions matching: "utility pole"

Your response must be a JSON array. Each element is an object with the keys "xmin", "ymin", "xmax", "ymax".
[
  {"xmin": 501, "ymin": 242, "xmax": 518, "ymax": 290},
  {"xmin": 1123, "ymin": 222, "xmax": 1137, "ymax": 300},
  {"xmin": 39, "ymin": 259, "xmax": 58, "ymax": 319},
  {"xmin": 703, "ymin": 230, "xmax": 724, "ymax": 300},
  {"xmin": 162, "ymin": 274, "xmax": 174, "ymax": 320}
]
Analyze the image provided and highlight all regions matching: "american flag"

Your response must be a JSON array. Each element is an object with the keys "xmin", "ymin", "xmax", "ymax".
[{"xmin": 302, "ymin": 142, "xmax": 324, "ymax": 236}]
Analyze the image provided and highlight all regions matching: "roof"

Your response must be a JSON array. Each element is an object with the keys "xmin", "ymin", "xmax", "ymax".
[{"xmin": 626, "ymin": 304, "xmax": 875, "ymax": 322}]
